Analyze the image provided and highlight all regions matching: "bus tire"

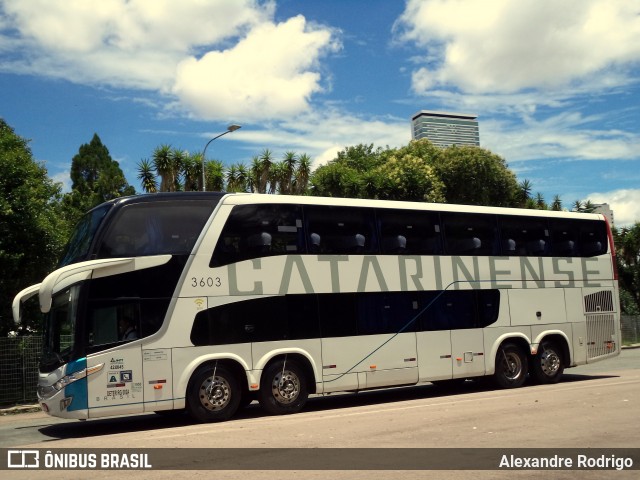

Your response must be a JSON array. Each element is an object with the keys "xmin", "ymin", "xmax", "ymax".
[
  {"xmin": 494, "ymin": 343, "xmax": 528, "ymax": 388},
  {"xmin": 258, "ymin": 359, "xmax": 308, "ymax": 415},
  {"xmin": 531, "ymin": 341, "xmax": 564, "ymax": 384},
  {"xmin": 187, "ymin": 365, "xmax": 240, "ymax": 422}
]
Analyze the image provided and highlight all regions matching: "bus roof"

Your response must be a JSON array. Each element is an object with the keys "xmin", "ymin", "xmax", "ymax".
[{"xmin": 219, "ymin": 193, "xmax": 605, "ymax": 222}]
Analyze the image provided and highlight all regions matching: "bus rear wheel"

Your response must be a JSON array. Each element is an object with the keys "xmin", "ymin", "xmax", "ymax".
[
  {"xmin": 258, "ymin": 359, "xmax": 308, "ymax": 415},
  {"xmin": 187, "ymin": 365, "xmax": 240, "ymax": 422},
  {"xmin": 494, "ymin": 343, "xmax": 528, "ymax": 388},
  {"xmin": 531, "ymin": 342, "xmax": 564, "ymax": 384}
]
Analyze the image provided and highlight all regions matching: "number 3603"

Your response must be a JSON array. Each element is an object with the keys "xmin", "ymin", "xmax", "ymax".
[{"xmin": 192, "ymin": 277, "xmax": 221, "ymax": 288}]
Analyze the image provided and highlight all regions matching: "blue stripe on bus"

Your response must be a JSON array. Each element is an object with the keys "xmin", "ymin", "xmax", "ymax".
[{"xmin": 65, "ymin": 358, "xmax": 88, "ymax": 412}]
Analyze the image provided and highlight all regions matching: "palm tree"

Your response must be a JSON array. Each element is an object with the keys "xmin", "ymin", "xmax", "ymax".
[
  {"xmin": 583, "ymin": 200, "xmax": 596, "ymax": 213},
  {"xmin": 235, "ymin": 163, "xmax": 249, "ymax": 193},
  {"xmin": 249, "ymin": 156, "xmax": 261, "ymax": 193},
  {"xmin": 225, "ymin": 163, "xmax": 247, "ymax": 192},
  {"xmin": 281, "ymin": 151, "xmax": 298, "ymax": 194},
  {"xmin": 182, "ymin": 153, "xmax": 201, "ymax": 191},
  {"xmin": 535, "ymin": 192, "xmax": 546, "ymax": 209},
  {"xmin": 205, "ymin": 160, "xmax": 225, "ymax": 192},
  {"xmin": 152, "ymin": 144, "xmax": 173, "ymax": 192},
  {"xmin": 519, "ymin": 179, "xmax": 532, "ymax": 207},
  {"xmin": 137, "ymin": 158, "xmax": 158, "ymax": 193},
  {"xmin": 572, "ymin": 200, "xmax": 584, "ymax": 212},
  {"xmin": 551, "ymin": 195, "xmax": 563, "ymax": 211},
  {"xmin": 269, "ymin": 161, "xmax": 287, "ymax": 194},
  {"xmin": 294, "ymin": 153, "xmax": 312, "ymax": 194},
  {"xmin": 226, "ymin": 164, "xmax": 239, "ymax": 192},
  {"xmin": 258, "ymin": 149, "xmax": 273, "ymax": 194},
  {"xmin": 169, "ymin": 148, "xmax": 187, "ymax": 191}
]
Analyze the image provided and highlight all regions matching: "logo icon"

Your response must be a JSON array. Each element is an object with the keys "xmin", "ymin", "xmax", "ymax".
[{"xmin": 7, "ymin": 450, "xmax": 39, "ymax": 469}]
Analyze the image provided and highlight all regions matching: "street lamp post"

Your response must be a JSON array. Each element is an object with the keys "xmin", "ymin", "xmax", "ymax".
[{"xmin": 201, "ymin": 124, "xmax": 241, "ymax": 191}]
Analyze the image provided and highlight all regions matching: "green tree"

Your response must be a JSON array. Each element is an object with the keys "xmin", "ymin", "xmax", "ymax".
[
  {"xmin": 0, "ymin": 119, "xmax": 70, "ymax": 335},
  {"xmin": 311, "ymin": 139, "xmax": 517, "ymax": 207},
  {"xmin": 614, "ymin": 223, "xmax": 640, "ymax": 315},
  {"xmin": 310, "ymin": 144, "xmax": 382, "ymax": 198},
  {"xmin": 68, "ymin": 133, "xmax": 135, "ymax": 214},
  {"xmin": 372, "ymin": 140, "xmax": 444, "ymax": 202},
  {"xmin": 435, "ymin": 145, "xmax": 519, "ymax": 207}
]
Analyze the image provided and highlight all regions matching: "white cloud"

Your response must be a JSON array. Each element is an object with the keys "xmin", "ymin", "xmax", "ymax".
[
  {"xmin": 223, "ymin": 108, "xmax": 410, "ymax": 168},
  {"xmin": 481, "ymin": 112, "xmax": 640, "ymax": 163},
  {"xmin": 1, "ymin": 0, "xmax": 274, "ymax": 90},
  {"xmin": 394, "ymin": 0, "xmax": 640, "ymax": 96},
  {"xmin": 173, "ymin": 15, "xmax": 339, "ymax": 121},
  {"xmin": 0, "ymin": 0, "xmax": 338, "ymax": 118},
  {"xmin": 588, "ymin": 189, "xmax": 640, "ymax": 227}
]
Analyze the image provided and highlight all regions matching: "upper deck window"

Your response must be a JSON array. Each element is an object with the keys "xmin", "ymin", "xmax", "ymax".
[
  {"xmin": 97, "ymin": 201, "xmax": 214, "ymax": 258},
  {"xmin": 211, "ymin": 204, "xmax": 304, "ymax": 267},
  {"xmin": 58, "ymin": 205, "xmax": 110, "ymax": 267}
]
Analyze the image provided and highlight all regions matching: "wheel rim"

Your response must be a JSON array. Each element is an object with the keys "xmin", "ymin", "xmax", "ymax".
[
  {"xmin": 271, "ymin": 369, "xmax": 300, "ymax": 405},
  {"xmin": 199, "ymin": 375, "xmax": 232, "ymax": 411},
  {"xmin": 501, "ymin": 351, "xmax": 523, "ymax": 381},
  {"xmin": 540, "ymin": 348, "xmax": 561, "ymax": 376}
]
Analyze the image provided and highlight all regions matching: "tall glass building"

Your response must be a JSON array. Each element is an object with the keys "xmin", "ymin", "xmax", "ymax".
[{"xmin": 411, "ymin": 110, "xmax": 479, "ymax": 147}]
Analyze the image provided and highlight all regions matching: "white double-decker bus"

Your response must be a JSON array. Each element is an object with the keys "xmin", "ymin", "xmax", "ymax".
[{"xmin": 13, "ymin": 192, "xmax": 620, "ymax": 422}]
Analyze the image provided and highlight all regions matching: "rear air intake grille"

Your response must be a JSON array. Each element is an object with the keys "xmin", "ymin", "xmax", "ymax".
[
  {"xmin": 584, "ymin": 290, "xmax": 614, "ymax": 313},
  {"xmin": 586, "ymin": 314, "xmax": 617, "ymax": 359}
]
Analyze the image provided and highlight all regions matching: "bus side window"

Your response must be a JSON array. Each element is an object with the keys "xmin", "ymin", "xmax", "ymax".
[
  {"xmin": 579, "ymin": 220, "xmax": 608, "ymax": 257},
  {"xmin": 417, "ymin": 290, "xmax": 499, "ymax": 331},
  {"xmin": 211, "ymin": 204, "xmax": 304, "ymax": 267},
  {"xmin": 377, "ymin": 209, "xmax": 441, "ymax": 255},
  {"xmin": 442, "ymin": 213, "xmax": 498, "ymax": 256},
  {"xmin": 499, "ymin": 216, "xmax": 550, "ymax": 256},
  {"xmin": 550, "ymin": 219, "xmax": 580, "ymax": 257},
  {"xmin": 318, "ymin": 293, "xmax": 358, "ymax": 337},
  {"xmin": 304, "ymin": 206, "xmax": 377, "ymax": 255}
]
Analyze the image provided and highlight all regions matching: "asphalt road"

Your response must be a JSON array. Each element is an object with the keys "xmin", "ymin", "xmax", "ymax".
[{"xmin": 1, "ymin": 348, "xmax": 638, "ymax": 479}]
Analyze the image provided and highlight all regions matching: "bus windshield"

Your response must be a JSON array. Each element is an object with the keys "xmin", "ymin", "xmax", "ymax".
[{"xmin": 58, "ymin": 204, "xmax": 111, "ymax": 267}]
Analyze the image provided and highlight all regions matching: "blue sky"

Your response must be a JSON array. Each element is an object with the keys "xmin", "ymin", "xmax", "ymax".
[{"xmin": 1, "ymin": 0, "xmax": 639, "ymax": 225}]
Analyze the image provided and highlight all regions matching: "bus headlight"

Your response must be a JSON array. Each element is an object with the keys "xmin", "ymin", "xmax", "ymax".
[{"xmin": 38, "ymin": 363, "xmax": 104, "ymax": 400}]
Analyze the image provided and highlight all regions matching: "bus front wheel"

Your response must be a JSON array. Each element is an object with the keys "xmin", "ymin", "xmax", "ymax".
[
  {"xmin": 258, "ymin": 359, "xmax": 308, "ymax": 415},
  {"xmin": 531, "ymin": 342, "xmax": 564, "ymax": 384},
  {"xmin": 494, "ymin": 343, "xmax": 528, "ymax": 388},
  {"xmin": 187, "ymin": 365, "xmax": 241, "ymax": 422}
]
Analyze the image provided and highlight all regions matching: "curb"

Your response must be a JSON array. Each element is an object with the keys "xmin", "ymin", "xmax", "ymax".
[{"xmin": 0, "ymin": 404, "xmax": 41, "ymax": 416}]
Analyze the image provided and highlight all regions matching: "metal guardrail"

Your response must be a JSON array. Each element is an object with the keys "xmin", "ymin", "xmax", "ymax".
[{"xmin": 0, "ymin": 336, "xmax": 42, "ymax": 406}]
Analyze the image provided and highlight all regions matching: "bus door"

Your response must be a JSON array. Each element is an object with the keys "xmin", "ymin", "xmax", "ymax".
[
  {"xmin": 447, "ymin": 290, "xmax": 487, "ymax": 378},
  {"xmin": 86, "ymin": 343, "xmax": 144, "ymax": 418},
  {"xmin": 320, "ymin": 293, "xmax": 419, "ymax": 392}
]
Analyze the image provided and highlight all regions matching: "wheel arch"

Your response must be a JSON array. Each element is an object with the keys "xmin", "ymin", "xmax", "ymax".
[
  {"xmin": 258, "ymin": 351, "xmax": 318, "ymax": 395},
  {"xmin": 180, "ymin": 354, "xmax": 250, "ymax": 399},
  {"xmin": 532, "ymin": 331, "xmax": 572, "ymax": 368},
  {"xmin": 487, "ymin": 334, "xmax": 531, "ymax": 375}
]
